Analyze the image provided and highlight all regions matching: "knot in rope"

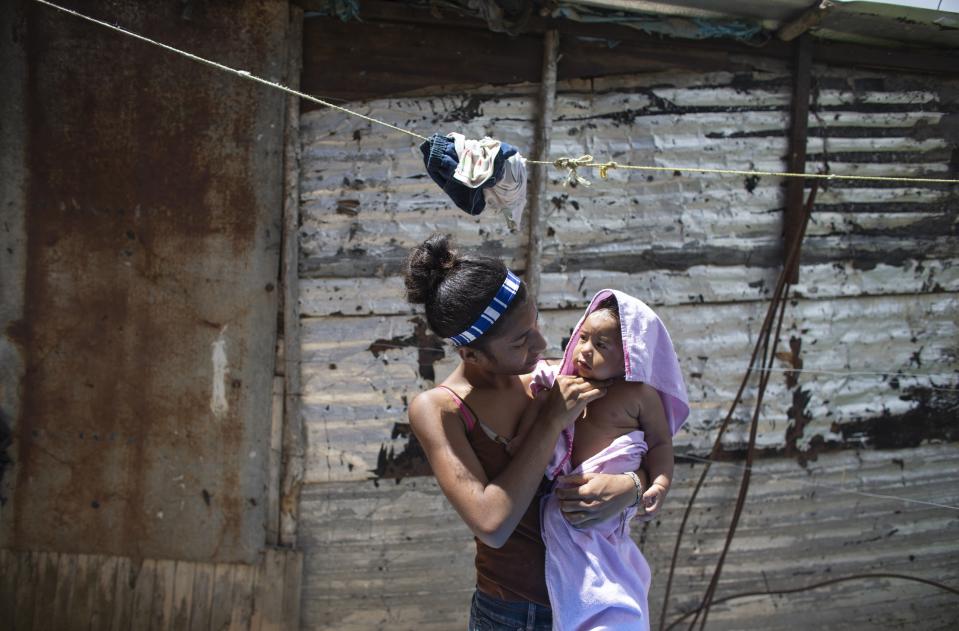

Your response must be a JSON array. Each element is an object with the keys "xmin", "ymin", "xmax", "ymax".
[
  {"xmin": 554, "ymin": 154, "xmax": 594, "ymax": 187},
  {"xmin": 597, "ymin": 161, "xmax": 618, "ymax": 180}
]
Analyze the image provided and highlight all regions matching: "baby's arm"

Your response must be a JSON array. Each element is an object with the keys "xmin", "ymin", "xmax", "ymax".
[{"xmin": 633, "ymin": 384, "xmax": 674, "ymax": 513}]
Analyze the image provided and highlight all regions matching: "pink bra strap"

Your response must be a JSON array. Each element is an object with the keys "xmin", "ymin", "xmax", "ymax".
[{"xmin": 437, "ymin": 385, "xmax": 477, "ymax": 432}]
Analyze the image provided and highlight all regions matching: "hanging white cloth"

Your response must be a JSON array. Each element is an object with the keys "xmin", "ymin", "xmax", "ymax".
[
  {"xmin": 448, "ymin": 132, "xmax": 502, "ymax": 188},
  {"xmin": 483, "ymin": 153, "xmax": 528, "ymax": 230}
]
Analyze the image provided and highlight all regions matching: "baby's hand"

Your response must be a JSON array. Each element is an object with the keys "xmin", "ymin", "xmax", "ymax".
[{"xmin": 641, "ymin": 482, "xmax": 668, "ymax": 515}]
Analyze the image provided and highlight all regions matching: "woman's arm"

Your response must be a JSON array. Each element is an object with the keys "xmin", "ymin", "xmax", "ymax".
[
  {"xmin": 554, "ymin": 469, "xmax": 649, "ymax": 527},
  {"xmin": 507, "ymin": 358, "xmax": 560, "ymax": 456},
  {"xmin": 409, "ymin": 376, "xmax": 608, "ymax": 548}
]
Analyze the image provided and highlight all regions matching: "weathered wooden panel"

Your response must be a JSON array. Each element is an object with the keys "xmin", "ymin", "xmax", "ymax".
[
  {"xmin": 33, "ymin": 551, "xmax": 60, "ymax": 631},
  {"xmin": 0, "ymin": 548, "xmax": 303, "ymax": 631},
  {"xmin": 90, "ymin": 555, "xmax": 119, "ymax": 631},
  {"xmin": 299, "ymin": 478, "xmax": 475, "ymax": 631},
  {"xmin": 111, "ymin": 555, "xmax": 134, "ymax": 631},
  {"xmin": 51, "ymin": 553, "xmax": 79, "ymax": 630},
  {"xmin": 130, "ymin": 558, "xmax": 157, "ymax": 631},
  {"xmin": 209, "ymin": 563, "xmax": 236, "ymax": 631},
  {"xmin": 151, "ymin": 559, "xmax": 177, "ymax": 631},
  {"xmin": 188, "ymin": 561, "xmax": 215, "ymax": 631},
  {"xmin": 172, "ymin": 561, "xmax": 197, "ymax": 630},
  {"xmin": 228, "ymin": 564, "xmax": 256, "ymax": 631},
  {"xmin": 249, "ymin": 548, "xmax": 287, "ymax": 631},
  {"xmin": 281, "ymin": 551, "xmax": 304, "ymax": 631},
  {"xmin": 0, "ymin": 548, "xmax": 16, "ymax": 624},
  {"xmin": 299, "ymin": 444, "xmax": 959, "ymax": 630}
]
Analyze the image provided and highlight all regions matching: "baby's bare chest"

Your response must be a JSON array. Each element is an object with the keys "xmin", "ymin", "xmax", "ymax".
[{"xmin": 570, "ymin": 395, "xmax": 640, "ymax": 467}]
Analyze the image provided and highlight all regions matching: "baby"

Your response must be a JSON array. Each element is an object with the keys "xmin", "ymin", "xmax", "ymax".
[
  {"xmin": 512, "ymin": 290, "xmax": 689, "ymax": 631},
  {"xmin": 564, "ymin": 293, "xmax": 676, "ymax": 510}
]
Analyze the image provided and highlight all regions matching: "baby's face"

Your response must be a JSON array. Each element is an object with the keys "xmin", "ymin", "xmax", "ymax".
[{"xmin": 571, "ymin": 310, "xmax": 625, "ymax": 381}]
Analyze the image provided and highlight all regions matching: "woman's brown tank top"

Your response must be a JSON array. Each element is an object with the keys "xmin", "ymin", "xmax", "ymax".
[{"xmin": 441, "ymin": 386, "xmax": 550, "ymax": 605}]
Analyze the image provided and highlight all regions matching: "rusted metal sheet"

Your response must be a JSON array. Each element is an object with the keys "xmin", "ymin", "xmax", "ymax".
[
  {"xmin": 1, "ymin": 0, "xmax": 289, "ymax": 563},
  {"xmin": 299, "ymin": 444, "xmax": 959, "ymax": 630}
]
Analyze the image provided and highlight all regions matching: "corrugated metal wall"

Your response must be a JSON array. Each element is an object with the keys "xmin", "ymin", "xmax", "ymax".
[{"xmin": 295, "ymin": 58, "xmax": 958, "ymax": 628}]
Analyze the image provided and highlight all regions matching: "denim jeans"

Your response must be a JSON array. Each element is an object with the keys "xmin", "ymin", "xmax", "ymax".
[{"xmin": 468, "ymin": 589, "xmax": 552, "ymax": 631}]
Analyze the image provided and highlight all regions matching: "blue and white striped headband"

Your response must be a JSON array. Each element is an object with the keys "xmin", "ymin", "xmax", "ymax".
[{"xmin": 447, "ymin": 270, "xmax": 522, "ymax": 347}]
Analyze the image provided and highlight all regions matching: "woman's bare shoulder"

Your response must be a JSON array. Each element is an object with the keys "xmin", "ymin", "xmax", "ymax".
[{"xmin": 408, "ymin": 387, "xmax": 459, "ymax": 427}]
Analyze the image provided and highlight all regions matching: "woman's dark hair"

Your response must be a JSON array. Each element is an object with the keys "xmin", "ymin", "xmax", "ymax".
[
  {"xmin": 594, "ymin": 294, "xmax": 619, "ymax": 321},
  {"xmin": 405, "ymin": 234, "xmax": 527, "ymax": 347}
]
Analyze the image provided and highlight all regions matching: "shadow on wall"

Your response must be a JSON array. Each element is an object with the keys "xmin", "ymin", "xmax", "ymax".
[{"xmin": 367, "ymin": 315, "xmax": 443, "ymax": 483}]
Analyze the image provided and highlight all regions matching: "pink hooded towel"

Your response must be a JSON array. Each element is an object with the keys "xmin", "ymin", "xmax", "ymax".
[{"xmin": 532, "ymin": 289, "xmax": 689, "ymax": 631}]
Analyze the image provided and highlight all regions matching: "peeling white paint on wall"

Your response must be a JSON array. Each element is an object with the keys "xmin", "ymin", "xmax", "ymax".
[{"xmin": 211, "ymin": 325, "xmax": 230, "ymax": 419}]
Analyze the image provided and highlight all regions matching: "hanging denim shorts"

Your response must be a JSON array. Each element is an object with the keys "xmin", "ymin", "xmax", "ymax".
[{"xmin": 468, "ymin": 589, "xmax": 552, "ymax": 631}]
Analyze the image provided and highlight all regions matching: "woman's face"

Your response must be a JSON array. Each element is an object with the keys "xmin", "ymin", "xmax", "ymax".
[
  {"xmin": 571, "ymin": 309, "xmax": 624, "ymax": 380},
  {"xmin": 476, "ymin": 299, "xmax": 547, "ymax": 375}
]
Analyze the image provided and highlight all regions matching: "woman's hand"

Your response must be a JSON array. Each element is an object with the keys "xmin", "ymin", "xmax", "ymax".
[
  {"xmin": 555, "ymin": 472, "xmax": 654, "ymax": 528},
  {"xmin": 542, "ymin": 375, "xmax": 611, "ymax": 430}
]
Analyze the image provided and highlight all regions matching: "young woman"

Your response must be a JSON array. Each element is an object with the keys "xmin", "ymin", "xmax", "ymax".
[{"xmin": 405, "ymin": 235, "xmax": 656, "ymax": 630}]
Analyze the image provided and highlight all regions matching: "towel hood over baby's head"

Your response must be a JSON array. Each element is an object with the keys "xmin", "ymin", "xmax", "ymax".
[{"xmin": 559, "ymin": 289, "xmax": 690, "ymax": 436}]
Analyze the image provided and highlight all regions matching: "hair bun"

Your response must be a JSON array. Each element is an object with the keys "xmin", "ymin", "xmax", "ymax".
[{"xmin": 405, "ymin": 234, "xmax": 458, "ymax": 304}]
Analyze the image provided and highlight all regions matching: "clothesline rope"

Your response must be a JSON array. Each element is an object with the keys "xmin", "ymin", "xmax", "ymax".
[
  {"xmin": 527, "ymin": 154, "xmax": 959, "ymax": 185},
  {"xmin": 34, "ymin": 0, "xmax": 959, "ymax": 186},
  {"xmin": 675, "ymin": 453, "xmax": 959, "ymax": 512}
]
